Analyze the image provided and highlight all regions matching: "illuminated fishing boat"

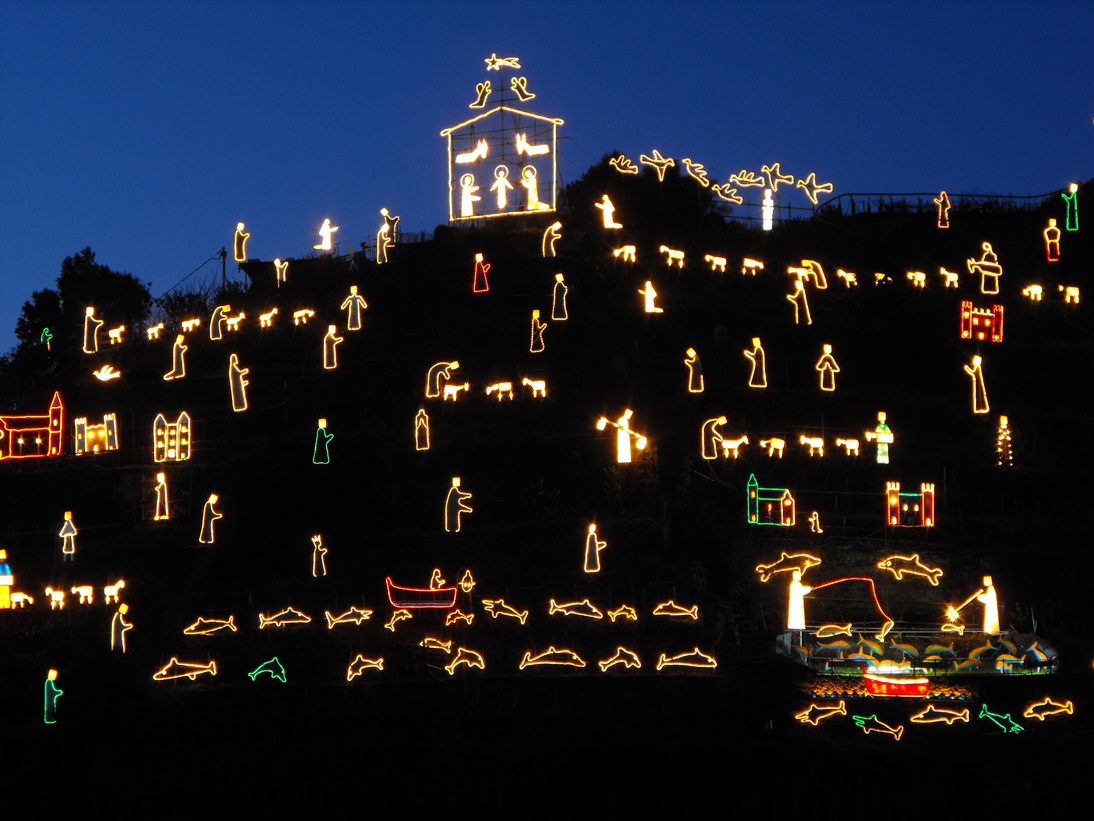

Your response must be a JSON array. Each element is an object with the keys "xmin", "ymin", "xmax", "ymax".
[
  {"xmin": 864, "ymin": 673, "xmax": 929, "ymax": 697},
  {"xmin": 385, "ymin": 576, "xmax": 458, "ymax": 609}
]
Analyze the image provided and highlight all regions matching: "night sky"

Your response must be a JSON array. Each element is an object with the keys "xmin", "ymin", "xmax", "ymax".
[{"xmin": 2, "ymin": 0, "xmax": 1091, "ymax": 353}]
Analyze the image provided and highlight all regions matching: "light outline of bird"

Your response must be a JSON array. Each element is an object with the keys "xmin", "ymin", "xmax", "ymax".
[
  {"xmin": 815, "ymin": 623, "xmax": 852, "ymax": 638},
  {"xmin": 652, "ymin": 600, "xmax": 699, "ymax": 620},
  {"xmin": 609, "ymin": 154, "xmax": 638, "ymax": 174},
  {"xmin": 729, "ymin": 169, "xmax": 765, "ymax": 188},
  {"xmin": 639, "ymin": 149, "xmax": 676, "ymax": 181},
  {"xmin": 794, "ymin": 700, "xmax": 846, "ymax": 726},
  {"xmin": 481, "ymin": 598, "xmax": 529, "ymax": 624},
  {"xmin": 153, "ymin": 657, "xmax": 217, "ymax": 681},
  {"xmin": 795, "ymin": 172, "xmax": 834, "ymax": 204},
  {"xmin": 607, "ymin": 604, "xmax": 638, "ymax": 623},
  {"xmin": 346, "ymin": 654, "xmax": 384, "ymax": 681},
  {"xmin": 682, "ymin": 158, "xmax": 710, "ymax": 187},
  {"xmin": 548, "ymin": 598, "xmax": 604, "ymax": 620},
  {"xmin": 598, "ymin": 647, "xmax": 642, "ymax": 672},
  {"xmin": 183, "ymin": 615, "xmax": 237, "ymax": 636},
  {"xmin": 92, "ymin": 364, "xmax": 121, "ymax": 381},
  {"xmin": 1022, "ymin": 697, "xmax": 1073, "ymax": 721},
  {"xmin": 247, "ymin": 656, "xmax": 287, "ymax": 683},
  {"xmin": 385, "ymin": 608, "xmax": 413, "ymax": 632},
  {"xmin": 258, "ymin": 607, "xmax": 312, "ymax": 629},
  {"xmin": 519, "ymin": 646, "xmax": 587, "ymax": 670},
  {"xmin": 485, "ymin": 53, "xmax": 521, "ymax": 71},
  {"xmin": 445, "ymin": 647, "xmax": 485, "ymax": 675},
  {"xmin": 711, "ymin": 184, "xmax": 743, "ymax": 204},
  {"xmin": 656, "ymin": 648, "xmax": 717, "ymax": 670},
  {"xmin": 761, "ymin": 162, "xmax": 795, "ymax": 192},
  {"xmin": 852, "ymin": 714, "xmax": 903, "ymax": 741},
  {"xmin": 910, "ymin": 705, "xmax": 970, "ymax": 725},
  {"xmin": 324, "ymin": 606, "xmax": 373, "ymax": 629}
]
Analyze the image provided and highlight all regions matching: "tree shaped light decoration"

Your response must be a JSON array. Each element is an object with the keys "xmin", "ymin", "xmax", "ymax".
[
  {"xmin": 313, "ymin": 419, "xmax": 333, "ymax": 465},
  {"xmin": 153, "ymin": 472, "xmax": 169, "ymax": 521},
  {"xmin": 111, "ymin": 603, "xmax": 133, "ymax": 652},
  {"xmin": 596, "ymin": 409, "xmax": 647, "ymax": 464},
  {"xmin": 313, "ymin": 218, "xmax": 339, "ymax": 252},
  {"xmin": 233, "ymin": 222, "xmax": 250, "ymax": 262},
  {"xmin": 550, "ymin": 273, "xmax": 568, "ymax": 320},
  {"xmin": 595, "ymin": 194, "xmax": 622, "ymax": 229},
  {"xmin": 1044, "ymin": 218, "xmax": 1061, "ymax": 262},
  {"xmin": 743, "ymin": 338, "xmax": 767, "ymax": 388},
  {"xmin": 814, "ymin": 344, "xmax": 840, "ymax": 392},
  {"xmin": 684, "ymin": 348, "xmax": 704, "ymax": 393},
  {"xmin": 966, "ymin": 242, "xmax": 1002, "ymax": 295},
  {"xmin": 83, "ymin": 307, "xmax": 104, "ymax": 354},
  {"xmin": 414, "ymin": 407, "xmax": 430, "ymax": 451},
  {"xmin": 377, "ymin": 207, "xmax": 399, "ymax": 264},
  {"xmin": 472, "ymin": 253, "xmax": 491, "ymax": 293},
  {"xmin": 583, "ymin": 524, "xmax": 607, "ymax": 574},
  {"xmin": 199, "ymin": 494, "xmax": 222, "ymax": 544},
  {"xmin": 638, "ymin": 281, "xmax": 664, "ymax": 314},
  {"xmin": 1061, "ymin": 182, "xmax": 1078, "ymax": 231},
  {"xmin": 963, "ymin": 354, "xmax": 990, "ymax": 414},
  {"xmin": 934, "ymin": 190, "xmax": 951, "ymax": 228},
  {"xmin": 864, "ymin": 412, "xmax": 893, "ymax": 464},
  {"xmin": 59, "ymin": 511, "xmax": 77, "ymax": 562},
  {"xmin": 996, "ymin": 415, "xmax": 1013, "ymax": 468},
  {"xmin": 341, "ymin": 285, "xmax": 367, "ymax": 331},
  {"xmin": 444, "ymin": 477, "xmax": 473, "ymax": 533},
  {"xmin": 323, "ymin": 325, "xmax": 343, "ymax": 370},
  {"xmin": 228, "ymin": 353, "xmax": 250, "ymax": 412},
  {"xmin": 529, "ymin": 310, "xmax": 547, "ymax": 353}
]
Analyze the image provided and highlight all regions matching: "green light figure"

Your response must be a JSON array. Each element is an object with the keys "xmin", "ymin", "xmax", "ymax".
[
  {"xmin": 865, "ymin": 412, "xmax": 893, "ymax": 465},
  {"xmin": 1061, "ymin": 183, "xmax": 1079, "ymax": 231},
  {"xmin": 44, "ymin": 669, "xmax": 63, "ymax": 724},
  {"xmin": 40, "ymin": 327, "xmax": 53, "ymax": 351},
  {"xmin": 312, "ymin": 419, "xmax": 333, "ymax": 465},
  {"xmin": 248, "ymin": 656, "xmax": 287, "ymax": 683}
]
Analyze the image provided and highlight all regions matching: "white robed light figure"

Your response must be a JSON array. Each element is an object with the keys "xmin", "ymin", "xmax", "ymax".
[{"xmin": 788, "ymin": 569, "xmax": 811, "ymax": 630}]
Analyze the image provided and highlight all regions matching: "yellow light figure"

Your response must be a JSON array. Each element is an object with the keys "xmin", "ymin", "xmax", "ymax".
[
  {"xmin": 837, "ymin": 269, "xmax": 858, "ymax": 287},
  {"xmin": 311, "ymin": 534, "xmax": 328, "ymax": 578},
  {"xmin": 934, "ymin": 190, "xmax": 951, "ymax": 228},
  {"xmin": 711, "ymin": 183, "xmax": 743, "ymax": 204},
  {"xmin": 384, "ymin": 609, "xmax": 412, "ymax": 632},
  {"xmin": 520, "ymin": 166, "xmax": 549, "ymax": 210},
  {"xmin": 542, "ymin": 221, "xmax": 562, "ymax": 257},
  {"xmin": 612, "ymin": 244, "xmax": 636, "ymax": 263},
  {"xmin": 258, "ymin": 607, "xmax": 312, "ymax": 629},
  {"xmin": 90, "ymin": 364, "xmax": 120, "ymax": 382},
  {"xmin": 224, "ymin": 312, "xmax": 244, "ymax": 333},
  {"xmin": 71, "ymin": 585, "xmax": 93, "ymax": 604},
  {"xmin": 233, "ymin": 222, "xmax": 249, "ymax": 262},
  {"xmin": 514, "ymin": 132, "xmax": 549, "ymax": 157},
  {"xmin": 682, "ymin": 158, "xmax": 710, "ymax": 187},
  {"xmin": 787, "ymin": 569, "xmax": 811, "ymax": 630},
  {"xmin": 482, "ymin": 598, "xmax": 529, "ymax": 624},
  {"xmin": 1021, "ymin": 284, "xmax": 1043, "ymax": 301},
  {"xmin": 786, "ymin": 280, "xmax": 812, "ymax": 325},
  {"xmin": 274, "ymin": 258, "xmax": 289, "ymax": 286},
  {"xmin": 963, "ymin": 355, "xmax": 989, "ymax": 414},
  {"xmin": 809, "ymin": 511, "xmax": 823, "ymax": 533},
  {"xmin": 106, "ymin": 324, "xmax": 125, "ymax": 345},
  {"xmin": 59, "ymin": 511, "xmax": 77, "ymax": 562},
  {"xmin": 743, "ymin": 337, "xmax": 767, "ymax": 388},
  {"xmin": 1060, "ymin": 284, "xmax": 1080, "ymax": 304},
  {"xmin": 583, "ymin": 524, "xmax": 607, "ymax": 573},
  {"xmin": 154, "ymin": 472, "xmax": 169, "ymax": 521},
  {"xmin": 181, "ymin": 317, "xmax": 201, "ymax": 332},
  {"xmin": 835, "ymin": 438, "xmax": 859, "ymax": 456},
  {"xmin": 795, "ymin": 701, "xmax": 847, "ymax": 726},
  {"xmin": 548, "ymin": 598, "xmax": 604, "ymax": 619},
  {"xmin": 655, "ymin": 648, "xmax": 717, "ymax": 670},
  {"xmin": 199, "ymin": 494, "xmax": 222, "ymax": 544},
  {"xmin": 684, "ymin": 348, "xmax": 704, "ymax": 393},
  {"xmin": 485, "ymin": 381, "xmax": 513, "ymax": 400},
  {"xmin": 83, "ymin": 307, "xmax": 104, "ymax": 354},
  {"xmin": 209, "ymin": 304, "xmax": 231, "ymax": 341},
  {"xmin": 103, "ymin": 578, "xmax": 125, "ymax": 603},
  {"xmin": 977, "ymin": 576, "xmax": 999, "ymax": 634},
  {"xmin": 609, "ymin": 154, "xmax": 637, "ymax": 174},
  {"xmin": 550, "ymin": 273, "xmax": 568, "ymax": 321},
  {"xmin": 639, "ymin": 149, "xmax": 675, "ymax": 181},
  {"xmin": 529, "ymin": 309, "xmax": 547, "ymax": 353},
  {"xmin": 762, "ymin": 189, "xmax": 774, "ymax": 231},
  {"xmin": 815, "ymin": 344, "xmax": 840, "ymax": 391},
  {"xmin": 700, "ymin": 416, "xmax": 727, "ymax": 460},
  {"xmin": 377, "ymin": 208, "xmax": 399, "ymax": 264},
  {"xmin": 996, "ymin": 415, "xmax": 1013, "ymax": 468},
  {"xmin": 111, "ymin": 603, "xmax": 133, "ymax": 652},
  {"xmin": 313, "ymin": 218, "xmax": 339, "ymax": 252},
  {"xmin": 638, "ymin": 281, "xmax": 664, "ymax": 313},
  {"xmin": 346, "ymin": 656, "xmax": 385, "ymax": 680},
  {"xmin": 704, "ymin": 254, "xmax": 727, "ymax": 272},
  {"xmin": 455, "ymin": 138, "xmax": 488, "ymax": 163},
  {"xmin": 595, "ymin": 194, "xmax": 622, "ymax": 229},
  {"xmin": 334, "ymin": 287, "xmax": 367, "ymax": 335},
  {"xmin": 742, "ymin": 258, "xmax": 764, "ymax": 276},
  {"xmin": 759, "ymin": 438, "xmax": 785, "ymax": 457},
  {"xmin": 796, "ymin": 172, "xmax": 833, "ymax": 204},
  {"xmin": 659, "ymin": 245, "xmax": 685, "ymax": 268},
  {"xmin": 228, "ymin": 353, "xmax": 249, "ymax": 412},
  {"xmin": 414, "ymin": 407, "xmax": 430, "ymax": 451},
  {"xmin": 322, "ymin": 325, "xmax": 343, "ymax": 370},
  {"xmin": 445, "ymin": 647, "xmax": 485, "ymax": 675},
  {"xmin": 459, "ymin": 173, "xmax": 481, "ymax": 217},
  {"xmin": 45, "ymin": 587, "xmax": 66, "ymax": 609},
  {"xmin": 966, "ymin": 241, "xmax": 1002, "ymax": 294},
  {"xmin": 147, "ymin": 322, "xmax": 165, "ymax": 340},
  {"xmin": 911, "ymin": 705, "xmax": 969, "ymax": 725},
  {"xmin": 1023, "ymin": 698, "xmax": 1074, "ymax": 721},
  {"xmin": 425, "ymin": 360, "xmax": 460, "ymax": 399},
  {"xmin": 490, "ymin": 165, "xmax": 514, "ymax": 210},
  {"xmin": 521, "ymin": 377, "xmax": 547, "ymax": 398},
  {"xmin": 877, "ymin": 553, "xmax": 942, "ymax": 586},
  {"xmin": 458, "ymin": 570, "xmax": 476, "ymax": 593},
  {"xmin": 607, "ymin": 605, "xmax": 637, "ymax": 623},
  {"xmin": 596, "ymin": 409, "xmax": 647, "ymax": 463},
  {"xmin": 599, "ymin": 647, "xmax": 642, "ymax": 672},
  {"xmin": 444, "ymin": 477, "xmax": 473, "ymax": 533},
  {"xmin": 652, "ymin": 601, "xmax": 699, "ymax": 620},
  {"xmin": 472, "ymin": 252, "xmax": 491, "ymax": 293},
  {"xmin": 324, "ymin": 607, "xmax": 372, "ymax": 629},
  {"xmin": 729, "ymin": 169, "xmax": 764, "ymax": 188},
  {"xmin": 519, "ymin": 647, "xmax": 586, "ymax": 670},
  {"xmin": 761, "ymin": 162, "xmax": 794, "ymax": 192},
  {"xmin": 258, "ymin": 308, "xmax": 278, "ymax": 328},
  {"xmin": 162, "ymin": 334, "xmax": 187, "ymax": 381},
  {"xmin": 183, "ymin": 616, "xmax": 237, "ymax": 635}
]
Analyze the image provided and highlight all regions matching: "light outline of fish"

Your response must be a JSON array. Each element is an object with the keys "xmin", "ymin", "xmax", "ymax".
[
  {"xmin": 384, "ymin": 608, "xmax": 412, "ymax": 632},
  {"xmin": 419, "ymin": 636, "xmax": 453, "ymax": 654},
  {"xmin": 247, "ymin": 656, "xmax": 287, "ymax": 683},
  {"xmin": 910, "ymin": 705, "xmax": 969, "ymax": 725},
  {"xmin": 607, "ymin": 604, "xmax": 638, "ymax": 623},
  {"xmin": 754, "ymin": 552, "xmax": 821, "ymax": 583},
  {"xmin": 325, "ymin": 606, "xmax": 373, "ymax": 629},
  {"xmin": 876, "ymin": 553, "xmax": 943, "ymax": 586},
  {"xmin": 153, "ymin": 657, "xmax": 217, "ymax": 681},
  {"xmin": 481, "ymin": 598, "xmax": 529, "ymax": 624},
  {"xmin": 979, "ymin": 704, "xmax": 1024, "ymax": 733},
  {"xmin": 548, "ymin": 598, "xmax": 603, "ymax": 620},
  {"xmin": 445, "ymin": 647, "xmax": 485, "ymax": 675},
  {"xmin": 794, "ymin": 700, "xmax": 846, "ymax": 726},
  {"xmin": 1022, "ymin": 697, "xmax": 1073, "ymax": 721},
  {"xmin": 258, "ymin": 607, "xmax": 312, "ymax": 629},
  {"xmin": 346, "ymin": 654, "xmax": 384, "ymax": 681},
  {"xmin": 651, "ymin": 600, "xmax": 698, "ymax": 620},
  {"xmin": 815, "ymin": 623, "xmax": 851, "ymax": 638},
  {"xmin": 656, "ymin": 647, "xmax": 717, "ymax": 671},
  {"xmin": 598, "ymin": 647, "xmax": 642, "ymax": 672},
  {"xmin": 445, "ymin": 609, "xmax": 474, "ymax": 626},
  {"xmin": 519, "ymin": 646, "xmax": 586, "ymax": 670},
  {"xmin": 183, "ymin": 615, "xmax": 237, "ymax": 636},
  {"xmin": 851, "ymin": 714, "xmax": 903, "ymax": 741}
]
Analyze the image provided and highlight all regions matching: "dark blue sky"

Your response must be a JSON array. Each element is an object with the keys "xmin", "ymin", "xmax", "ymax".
[{"xmin": 2, "ymin": 0, "xmax": 1091, "ymax": 354}]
